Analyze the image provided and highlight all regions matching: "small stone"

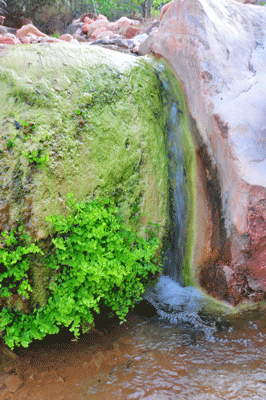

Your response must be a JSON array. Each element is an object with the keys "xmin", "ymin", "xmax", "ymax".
[
  {"xmin": 0, "ymin": 37, "xmax": 18, "ymax": 45},
  {"xmin": 56, "ymin": 376, "xmax": 65, "ymax": 383},
  {"xmin": 59, "ymin": 34, "xmax": 73, "ymax": 42},
  {"xmin": 124, "ymin": 26, "xmax": 141, "ymax": 39}
]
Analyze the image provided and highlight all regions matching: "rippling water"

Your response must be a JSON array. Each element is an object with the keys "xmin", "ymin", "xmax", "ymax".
[
  {"xmin": 84, "ymin": 312, "xmax": 266, "ymax": 400},
  {"xmin": 1, "ymin": 300, "xmax": 266, "ymax": 399}
]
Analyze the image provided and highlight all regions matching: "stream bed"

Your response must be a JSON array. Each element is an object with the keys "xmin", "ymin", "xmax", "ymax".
[{"xmin": 1, "ymin": 296, "xmax": 266, "ymax": 400}]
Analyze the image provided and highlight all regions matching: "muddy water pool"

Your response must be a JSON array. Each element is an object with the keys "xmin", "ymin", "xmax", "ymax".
[{"xmin": 1, "ymin": 305, "xmax": 266, "ymax": 400}]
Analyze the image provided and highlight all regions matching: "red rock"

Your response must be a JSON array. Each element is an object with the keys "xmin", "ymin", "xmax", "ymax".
[
  {"xmin": 16, "ymin": 24, "xmax": 47, "ymax": 38},
  {"xmin": 116, "ymin": 16, "xmax": 140, "ymax": 27},
  {"xmin": 84, "ymin": 16, "xmax": 94, "ymax": 24},
  {"xmin": 106, "ymin": 22, "xmax": 120, "ymax": 32},
  {"xmin": 91, "ymin": 26, "xmax": 106, "ymax": 40},
  {"xmin": 153, "ymin": 0, "xmax": 266, "ymax": 303},
  {"xmin": 96, "ymin": 30, "xmax": 114, "ymax": 40},
  {"xmin": 97, "ymin": 14, "xmax": 108, "ymax": 21},
  {"xmin": 124, "ymin": 26, "xmax": 140, "ymax": 39},
  {"xmin": 20, "ymin": 36, "xmax": 31, "ymax": 44},
  {"xmin": 118, "ymin": 20, "xmax": 132, "ymax": 31},
  {"xmin": 133, "ymin": 45, "xmax": 139, "ymax": 53},
  {"xmin": 0, "ymin": 36, "xmax": 17, "ymax": 44},
  {"xmin": 160, "ymin": 1, "xmax": 175, "ymax": 20},
  {"xmin": 82, "ymin": 22, "xmax": 90, "ymax": 33},
  {"xmin": 59, "ymin": 33, "xmax": 73, "ymax": 42},
  {"xmin": 83, "ymin": 19, "xmax": 109, "ymax": 37}
]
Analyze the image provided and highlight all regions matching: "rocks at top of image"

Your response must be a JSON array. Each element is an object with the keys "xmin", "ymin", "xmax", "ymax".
[
  {"xmin": 67, "ymin": 22, "xmax": 83, "ymax": 35},
  {"xmin": 16, "ymin": 23, "xmax": 47, "ymax": 38},
  {"xmin": 160, "ymin": 0, "xmax": 174, "ymax": 20},
  {"xmin": 141, "ymin": 19, "xmax": 160, "ymax": 35},
  {"xmin": 0, "ymin": 24, "xmax": 7, "ymax": 34},
  {"xmin": 59, "ymin": 33, "xmax": 73, "ymax": 42},
  {"xmin": 0, "ymin": 8, "xmax": 159, "ymax": 55},
  {"xmin": 138, "ymin": 30, "xmax": 157, "ymax": 56}
]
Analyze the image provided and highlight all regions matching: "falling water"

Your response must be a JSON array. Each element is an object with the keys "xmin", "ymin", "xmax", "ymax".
[{"xmin": 151, "ymin": 59, "xmax": 195, "ymax": 285}]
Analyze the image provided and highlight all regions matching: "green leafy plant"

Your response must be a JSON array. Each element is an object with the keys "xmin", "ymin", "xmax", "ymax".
[
  {"xmin": 0, "ymin": 228, "xmax": 42, "ymax": 300},
  {"xmin": 75, "ymin": 108, "xmax": 86, "ymax": 116},
  {"xmin": 22, "ymin": 149, "xmax": 49, "ymax": 168},
  {"xmin": 7, "ymin": 134, "xmax": 16, "ymax": 148},
  {"xmin": 0, "ymin": 196, "xmax": 162, "ymax": 349}
]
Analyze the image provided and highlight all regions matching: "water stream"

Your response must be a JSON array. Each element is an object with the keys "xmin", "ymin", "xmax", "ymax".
[{"xmin": 152, "ymin": 59, "xmax": 194, "ymax": 285}]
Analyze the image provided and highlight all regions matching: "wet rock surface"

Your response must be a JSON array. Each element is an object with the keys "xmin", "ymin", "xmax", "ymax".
[
  {"xmin": 153, "ymin": 0, "xmax": 266, "ymax": 304},
  {"xmin": 144, "ymin": 276, "xmax": 217, "ymax": 340}
]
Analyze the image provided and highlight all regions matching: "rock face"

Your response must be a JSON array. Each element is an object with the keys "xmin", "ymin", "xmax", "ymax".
[
  {"xmin": 0, "ymin": 44, "xmax": 168, "ymax": 317},
  {"xmin": 0, "ymin": 43, "xmax": 168, "ymax": 237},
  {"xmin": 153, "ymin": 0, "xmax": 266, "ymax": 304}
]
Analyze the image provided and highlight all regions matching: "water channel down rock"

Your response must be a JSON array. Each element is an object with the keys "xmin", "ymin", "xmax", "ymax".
[{"xmin": 153, "ymin": 0, "xmax": 266, "ymax": 304}]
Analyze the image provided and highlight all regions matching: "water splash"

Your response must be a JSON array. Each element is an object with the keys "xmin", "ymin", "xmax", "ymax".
[{"xmin": 145, "ymin": 275, "xmax": 217, "ymax": 341}]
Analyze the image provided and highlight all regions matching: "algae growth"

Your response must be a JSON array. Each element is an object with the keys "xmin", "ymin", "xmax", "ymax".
[
  {"xmin": 0, "ymin": 43, "xmax": 169, "ymax": 346},
  {"xmin": 0, "ymin": 44, "xmax": 168, "ymax": 238}
]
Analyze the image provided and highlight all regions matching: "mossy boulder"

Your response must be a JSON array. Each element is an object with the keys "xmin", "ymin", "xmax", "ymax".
[
  {"xmin": 0, "ymin": 43, "xmax": 169, "ymax": 347},
  {"xmin": 0, "ymin": 43, "xmax": 168, "ymax": 237}
]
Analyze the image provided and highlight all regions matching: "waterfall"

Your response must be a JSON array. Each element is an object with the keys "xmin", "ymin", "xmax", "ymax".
[{"xmin": 148, "ymin": 59, "xmax": 196, "ymax": 285}]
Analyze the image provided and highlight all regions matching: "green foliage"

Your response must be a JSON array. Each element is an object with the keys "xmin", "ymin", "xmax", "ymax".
[
  {"xmin": 52, "ymin": 31, "xmax": 60, "ymax": 38},
  {"xmin": 92, "ymin": 0, "xmax": 140, "ymax": 20},
  {"xmin": 22, "ymin": 149, "xmax": 49, "ymax": 168},
  {"xmin": 0, "ymin": 196, "xmax": 162, "ymax": 349},
  {"xmin": 5, "ymin": 117, "xmax": 49, "ymax": 169},
  {"xmin": 7, "ymin": 134, "xmax": 16, "ymax": 148},
  {"xmin": 0, "ymin": 228, "xmax": 42, "ymax": 300}
]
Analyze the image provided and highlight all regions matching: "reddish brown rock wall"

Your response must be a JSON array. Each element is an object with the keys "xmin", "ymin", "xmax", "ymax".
[{"xmin": 153, "ymin": 0, "xmax": 266, "ymax": 305}]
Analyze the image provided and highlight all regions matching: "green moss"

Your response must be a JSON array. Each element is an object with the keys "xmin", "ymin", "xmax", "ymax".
[
  {"xmin": 0, "ymin": 44, "xmax": 169, "ymax": 347},
  {"xmin": 145, "ymin": 57, "xmax": 196, "ymax": 286},
  {"xmin": 0, "ymin": 44, "xmax": 168, "ymax": 239},
  {"xmin": 30, "ymin": 252, "xmax": 50, "ymax": 308}
]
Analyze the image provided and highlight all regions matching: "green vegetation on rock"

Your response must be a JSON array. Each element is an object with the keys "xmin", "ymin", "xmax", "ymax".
[
  {"xmin": 0, "ymin": 44, "xmax": 169, "ymax": 348},
  {"xmin": 0, "ymin": 197, "xmax": 161, "ymax": 349}
]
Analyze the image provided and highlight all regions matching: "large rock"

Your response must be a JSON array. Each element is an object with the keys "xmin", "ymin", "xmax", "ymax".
[
  {"xmin": 0, "ymin": 43, "xmax": 168, "ymax": 317},
  {"xmin": 16, "ymin": 24, "xmax": 47, "ymax": 38},
  {"xmin": 0, "ymin": 43, "xmax": 168, "ymax": 237},
  {"xmin": 153, "ymin": 0, "xmax": 266, "ymax": 304}
]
